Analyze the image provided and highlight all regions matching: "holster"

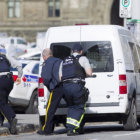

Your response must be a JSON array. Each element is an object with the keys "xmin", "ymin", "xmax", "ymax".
[
  {"xmin": 81, "ymin": 87, "xmax": 89, "ymax": 103},
  {"xmin": 74, "ymin": 87, "xmax": 89, "ymax": 105},
  {"xmin": 7, "ymin": 72, "xmax": 13, "ymax": 78}
]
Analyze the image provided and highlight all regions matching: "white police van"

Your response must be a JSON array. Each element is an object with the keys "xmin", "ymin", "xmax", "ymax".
[{"xmin": 38, "ymin": 25, "xmax": 140, "ymax": 130}]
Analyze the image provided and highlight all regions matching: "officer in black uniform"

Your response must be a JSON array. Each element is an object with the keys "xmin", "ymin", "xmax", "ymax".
[
  {"xmin": 0, "ymin": 44, "xmax": 22, "ymax": 134},
  {"xmin": 60, "ymin": 43, "xmax": 92, "ymax": 136},
  {"xmin": 37, "ymin": 48, "xmax": 63, "ymax": 135}
]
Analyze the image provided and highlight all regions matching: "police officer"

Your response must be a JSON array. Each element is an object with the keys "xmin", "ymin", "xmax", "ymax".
[
  {"xmin": 61, "ymin": 43, "xmax": 92, "ymax": 136},
  {"xmin": 37, "ymin": 48, "xmax": 63, "ymax": 135},
  {"xmin": 0, "ymin": 44, "xmax": 22, "ymax": 134}
]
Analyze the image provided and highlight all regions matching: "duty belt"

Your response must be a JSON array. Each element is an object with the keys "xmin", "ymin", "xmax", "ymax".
[
  {"xmin": 0, "ymin": 72, "xmax": 13, "ymax": 78},
  {"xmin": 63, "ymin": 78, "xmax": 85, "ymax": 85},
  {"xmin": 0, "ymin": 72, "xmax": 9, "ymax": 76}
]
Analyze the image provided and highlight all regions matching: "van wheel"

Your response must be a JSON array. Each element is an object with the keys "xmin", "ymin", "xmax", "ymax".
[
  {"xmin": 137, "ymin": 118, "xmax": 140, "ymax": 125},
  {"xmin": 25, "ymin": 90, "xmax": 38, "ymax": 114},
  {"xmin": 123, "ymin": 98, "xmax": 137, "ymax": 130}
]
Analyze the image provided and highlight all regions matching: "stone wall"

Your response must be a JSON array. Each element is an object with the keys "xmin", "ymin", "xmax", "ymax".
[{"xmin": 0, "ymin": 0, "xmax": 114, "ymax": 42}]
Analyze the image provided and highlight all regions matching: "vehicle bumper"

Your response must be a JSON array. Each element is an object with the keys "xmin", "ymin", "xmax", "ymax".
[{"xmin": 8, "ymin": 96, "xmax": 29, "ymax": 107}]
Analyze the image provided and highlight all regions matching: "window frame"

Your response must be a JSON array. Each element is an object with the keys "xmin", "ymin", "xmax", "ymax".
[
  {"xmin": 48, "ymin": 0, "xmax": 60, "ymax": 18},
  {"xmin": 7, "ymin": 0, "xmax": 22, "ymax": 20}
]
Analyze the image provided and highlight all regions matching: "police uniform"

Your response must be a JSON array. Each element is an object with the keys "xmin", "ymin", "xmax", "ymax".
[
  {"xmin": 38, "ymin": 56, "xmax": 63, "ymax": 135},
  {"xmin": 61, "ymin": 44, "xmax": 91, "ymax": 136},
  {"xmin": 0, "ymin": 44, "xmax": 22, "ymax": 134}
]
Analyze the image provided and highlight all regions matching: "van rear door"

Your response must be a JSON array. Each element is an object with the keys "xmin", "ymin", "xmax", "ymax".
[
  {"xmin": 51, "ymin": 41, "xmax": 119, "ymax": 107},
  {"xmin": 81, "ymin": 27, "xmax": 119, "ymax": 107}
]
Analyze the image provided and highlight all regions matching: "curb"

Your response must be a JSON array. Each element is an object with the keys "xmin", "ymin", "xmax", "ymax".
[
  {"xmin": 0, "ymin": 123, "xmax": 39, "ymax": 136},
  {"xmin": 17, "ymin": 124, "xmax": 39, "ymax": 133},
  {"xmin": 0, "ymin": 127, "xmax": 10, "ymax": 136}
]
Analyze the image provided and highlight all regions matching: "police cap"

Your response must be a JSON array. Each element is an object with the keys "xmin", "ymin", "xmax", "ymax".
[{"xmin": 72, "ymin": 43, "xmax": 83, "ymax": 52}]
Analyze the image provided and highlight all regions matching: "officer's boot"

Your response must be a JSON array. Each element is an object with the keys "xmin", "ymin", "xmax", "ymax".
[
  {"xmin": 67, "ymin": 129, "xmax": 78, "ymax": 136},
  {"xmin": 76, "ymin": 126, "xmax": 84, "ymax": 134},
  {"xmin": 9, "ymin": 118, "xmax": 17, "ymax": 134},
  {"xmin": 0, "ymin": 114, "xmax": 4, "ymax": 127},
  {"xmin": 0, "ymin": 118, "xmax": 4, "ymax": 127},
  {"xmin": 76, "ymin": 120, "xmax": 85, "ymax": 134},
  {"xmin": 0, "ymin": 120, "xmax": 3, "ymax": 127}
]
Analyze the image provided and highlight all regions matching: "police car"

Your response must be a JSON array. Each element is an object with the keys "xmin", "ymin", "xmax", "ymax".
[
  {"xmin": 9, "ymin": 60, "xmax": 39, "ymax": 114},
  {"xmin": 18, "ymin": 51, "xmax": 41, "ymax": 61}
]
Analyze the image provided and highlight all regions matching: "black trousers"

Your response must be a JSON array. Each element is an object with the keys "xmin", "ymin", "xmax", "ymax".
[
  {"xmin": 42, "ymin": 85, "xmax": 63, "ymax": 134},
  {"xmin": 0, "ymin": 75, "xmax": 15, "ymax": 122},
  {"xmin": 63, "ymin": 83, "xmax": 86, "ymax": 131}
]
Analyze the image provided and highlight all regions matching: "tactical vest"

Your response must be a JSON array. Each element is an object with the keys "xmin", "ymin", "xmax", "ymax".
[
  {"xmin": 0, "ymin": 54, "xmax": 11, "ymax": 72},
  {"xmin": 62, "ymin": 55, "xmax": 86, "ymax": 80}
]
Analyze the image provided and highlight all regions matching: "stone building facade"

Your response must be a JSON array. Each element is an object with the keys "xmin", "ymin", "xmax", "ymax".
[{"xmin": 0, "ymin": 0, "xmax": 121, "ymax": 42}]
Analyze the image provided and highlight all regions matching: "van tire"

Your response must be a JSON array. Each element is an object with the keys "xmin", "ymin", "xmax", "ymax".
[
  {"xmin": 123, "ymin": 98, "xmax": 137, "ymax": 131},
  {"xmin": 137, "ymin": 118, "xmax": 140, "ymax": 125},
  {"xmin": 25, "ymin": 90, "xmax": 38, "ymax": 114}
]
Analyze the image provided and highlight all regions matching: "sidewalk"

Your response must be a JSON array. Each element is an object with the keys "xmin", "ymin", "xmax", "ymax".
[{"xmin": 0, "ymin": 114, "xmax": 40, "ymax": 135}]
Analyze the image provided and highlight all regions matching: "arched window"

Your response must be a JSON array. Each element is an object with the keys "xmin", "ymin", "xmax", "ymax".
[
  {"xmin": 8, "ymin": 0, "xmax": 20, "ymax": 18},
  {"xmin": 48, "ymin": 0, "xmax": 60, "ymax": 17}
]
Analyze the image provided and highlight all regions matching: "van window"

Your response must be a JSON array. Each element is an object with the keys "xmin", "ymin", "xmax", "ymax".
[
  {"xmin": 129, "ymin": 42, "xmax": 140, "ymax": 72},
  {"xmin": 136, "ymin": 45, "xmax": 140, "ymax": 59},
  {"xmin": 85, "ymin": 42, "xmax": 114, "ymax": 72},
  {"xmin": 119, "ymin": 36, "xmax": 133, "ymax": 69},
  {"xmin": 51, "ymin": 44, "xmax": 71, "ymax": 60},
  {"xmin": 17, "ymin": 39, "xmax": 27, "ymax": 45},
  {"xmin": 51, "ymin": 41, "xmax": 113, "ymax": 72},
  {"xmin": 11, "ymin": 39, "xmax": 14, "ymax": 44},
  {"xmin": 32, "ymin": 63, "xmax": 39, "ymax": 74},
  {"xmin": 10, "ymin": 63, "xmax": 27, "ymax": 71}
]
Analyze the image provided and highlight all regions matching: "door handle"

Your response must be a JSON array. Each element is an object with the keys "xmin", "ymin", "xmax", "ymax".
[
  {"xmin": 107, "ymin": 74, "xmax": 113, "ymax": 77},
  {"xmin": 92, "ymin": 74, "xmax": 97, "ymax": 78}
]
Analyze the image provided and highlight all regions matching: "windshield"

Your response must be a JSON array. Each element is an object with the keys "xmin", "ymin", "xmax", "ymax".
[
  {"xmin": 17, "ymin": 39, "xmax": 27, "ymax": 45},
  {"xmin": 51, "ymin": 41, "xmax": 114, "ymax": 72},
  {"xmin": 10, "ymin": 63, "xmax": 27, "ymax": 71}
]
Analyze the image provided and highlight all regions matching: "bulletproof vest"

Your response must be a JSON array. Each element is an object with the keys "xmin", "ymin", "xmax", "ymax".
[
  {"xmin": 62, "ymin": 55, "xmax": 86, "ymax": 80},
  {"xmin": 0, "ymin": 54, "xmax": 11, "ymax": 72}
]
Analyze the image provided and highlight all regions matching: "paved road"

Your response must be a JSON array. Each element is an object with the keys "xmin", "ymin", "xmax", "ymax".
[
  {"xmin": 0, "ymin": 122, "xmax": 140, "ymax": 140},
  {"xmin": 0, "ymin": 114, "xmax": 39, "ymax": 135}
]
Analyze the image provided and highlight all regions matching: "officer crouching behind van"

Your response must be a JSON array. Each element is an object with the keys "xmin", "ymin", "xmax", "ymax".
[
  {"xmin": 60, "ymin": 43, "xmax": 92, "ymax": 136},
  {"xmin": 37, "ymin": 48, "xmax": 63, "ymax": 135},
  {"xmin": 0, "ymin": 44, "xmax": 22, "ymax": 134}
]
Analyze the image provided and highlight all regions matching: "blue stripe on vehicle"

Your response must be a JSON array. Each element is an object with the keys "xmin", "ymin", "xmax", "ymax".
[
  {"xmin": 0, "ymin": 49, "xmax": 6, "ymax": 54},
  {"xmin": 24, "ymin": 75, "xmax": 38, "ymax": 82}
]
